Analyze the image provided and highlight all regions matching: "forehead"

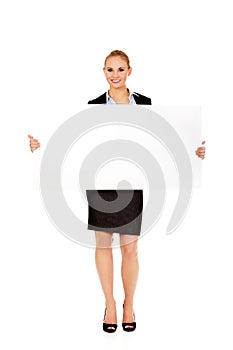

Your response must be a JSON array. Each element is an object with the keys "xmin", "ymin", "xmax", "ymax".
[{"xmin": 105, "ymin": 56, "xmax": 128, "ymax": 67}]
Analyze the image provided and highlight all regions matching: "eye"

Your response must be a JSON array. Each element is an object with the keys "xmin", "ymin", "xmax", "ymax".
[
  {"xmin": 119, "ymin": 68, "xmax": 125, "ymax": 72},
  {"xmin": 107, "ymin": 68, "xmax": 113, "ymax": 72}
]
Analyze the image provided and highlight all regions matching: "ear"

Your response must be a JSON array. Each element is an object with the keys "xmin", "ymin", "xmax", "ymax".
[{"xmin": 128, "ymin": 67, "xmax": 132, "ymax": 76}]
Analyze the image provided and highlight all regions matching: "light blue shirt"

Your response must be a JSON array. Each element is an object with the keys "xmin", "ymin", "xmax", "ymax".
[{"xmin": 106, "ymin": 90, "xmax": 138, "ymax": 104}]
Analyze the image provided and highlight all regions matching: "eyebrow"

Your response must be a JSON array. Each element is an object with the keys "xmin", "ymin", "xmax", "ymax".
[{"xmin": 106, "ymin": 66, "xmax": 126, "ymax": 69}]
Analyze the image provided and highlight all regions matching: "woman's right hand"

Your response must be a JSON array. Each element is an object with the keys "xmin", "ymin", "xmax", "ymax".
[{"xmin": 28, "ymin": 135, "xmax": 40, "ymax": 152}]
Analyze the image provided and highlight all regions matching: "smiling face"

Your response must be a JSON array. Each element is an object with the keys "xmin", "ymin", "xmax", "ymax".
[{"xmin": 103, "ymin": 56, "xmax": 132, "ymax": 90}]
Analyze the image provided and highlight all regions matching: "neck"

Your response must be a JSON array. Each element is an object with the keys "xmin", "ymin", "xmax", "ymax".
[{"xmin": 109, "ymin": 86, "xmax": 129, "ymax": 98}]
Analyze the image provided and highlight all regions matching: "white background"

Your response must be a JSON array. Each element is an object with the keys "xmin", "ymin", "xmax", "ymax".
[{"xmin": 1, "ymin": 0, "xmax": 233, "ymax": 349}]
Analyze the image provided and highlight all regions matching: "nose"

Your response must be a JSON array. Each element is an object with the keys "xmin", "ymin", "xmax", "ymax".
[{"xmin": 112, "ymin": 71, "xmax": 119, "ymax": 78}]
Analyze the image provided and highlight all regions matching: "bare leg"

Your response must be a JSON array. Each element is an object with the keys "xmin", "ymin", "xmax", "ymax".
[
  {"xmin": 120, "ymin": 234, "xmax": 139, "ymax": 327},
  {"xmin": 95, "ymin": 231, "xmax": 117, "ymax": 326}
]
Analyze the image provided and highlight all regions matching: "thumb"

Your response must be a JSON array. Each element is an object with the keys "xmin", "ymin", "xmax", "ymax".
[
  {"xmin": 201, "ymin": 140, "xmax": 206, "ymax": 145},
  {"xmin": 28, "ymin": 134, "xmax": 33, "ymax": 139}
]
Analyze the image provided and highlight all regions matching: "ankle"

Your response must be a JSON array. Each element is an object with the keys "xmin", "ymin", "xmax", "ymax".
[
  {"xmin": 105, "ymin": 299, "xmax": 116, "ymax": 308},
  {"xmin": 123, "ymin": 299, "xmax": 134, "ymax": 307}
]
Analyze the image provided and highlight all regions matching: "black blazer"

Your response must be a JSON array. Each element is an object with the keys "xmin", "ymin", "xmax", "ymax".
[{"xmin": 88, "ymin": 92, "xmax": 152, "ymax": 105}]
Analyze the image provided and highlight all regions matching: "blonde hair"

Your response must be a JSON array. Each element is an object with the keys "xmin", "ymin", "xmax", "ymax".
[{"xmin": 104, "ymin": 50, "xmax": 130, "ymax": 69}]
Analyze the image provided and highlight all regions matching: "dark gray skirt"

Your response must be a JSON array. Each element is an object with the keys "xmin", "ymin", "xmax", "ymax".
[{"xmin": 86, "ymin": 189, "xmax": 143, "ymax": 235}]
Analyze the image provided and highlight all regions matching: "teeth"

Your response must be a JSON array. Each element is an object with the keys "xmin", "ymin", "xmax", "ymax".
[{"xmin": 112, "ymin": 80, "xmax": 120, "ymax": 83}]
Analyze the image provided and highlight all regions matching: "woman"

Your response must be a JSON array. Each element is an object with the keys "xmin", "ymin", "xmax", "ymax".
[
  {"xmin": 28, "ymin": 50, "xmax": 206, "ymax": 333},
  {"xmin": 88, "ymin": 50, "xmax": 151, "ymax": 105}
]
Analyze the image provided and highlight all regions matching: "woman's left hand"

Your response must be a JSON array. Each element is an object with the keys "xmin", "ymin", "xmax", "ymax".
[{"xmin": 195, "ymin": 141, "xmax": 206, "ymax": 160}]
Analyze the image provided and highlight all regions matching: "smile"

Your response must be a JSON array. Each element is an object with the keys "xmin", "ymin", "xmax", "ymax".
[{"xmin": 111, "ymin": 79, "xmax": 121, "ymax": 83}]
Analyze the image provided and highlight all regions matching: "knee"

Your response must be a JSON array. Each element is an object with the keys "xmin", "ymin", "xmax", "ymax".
[{"xmin": 121, "ymin": 243, "xmax": 138, "ymax": 260}]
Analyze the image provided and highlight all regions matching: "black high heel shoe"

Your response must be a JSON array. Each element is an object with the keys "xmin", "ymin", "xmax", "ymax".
[
  {"xmin": 122, "ymin": 304, "xmax": 136, "ymax": 332},
  {"xmin": 103, "ymin": 308, "xmax": 118, "ymax": 333}
]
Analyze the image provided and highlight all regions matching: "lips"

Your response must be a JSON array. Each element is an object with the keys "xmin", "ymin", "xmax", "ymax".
[{"xmin": 111, "ymin": 79, "xmax": 120, "ymax": 83}]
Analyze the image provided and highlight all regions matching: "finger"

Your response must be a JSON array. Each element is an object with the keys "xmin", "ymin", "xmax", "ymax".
[
  {"xmin": 201, "ymin": 140, "xmax": 206, "ymax": 145},
  {"xmin": 29, "ymin": 142, "xmax": 36, "ymax": 147},
  {"xmin": 28, "ymin": 135, "xmax": 33, "ymax": 139},
  {"xmin": 30, "ymin": 140, "xmax": 39, "ymax": 146},
  {"xmin": 30, "ymin": 142, "xmax": 39, "ymax": 147},
  {"xmin": 196, "ymin": 152, "xmax": 204, "ymax": 158},
  {"xmin": 30, "ymin": 146, "xmax": 38, "ymax": 151}
]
